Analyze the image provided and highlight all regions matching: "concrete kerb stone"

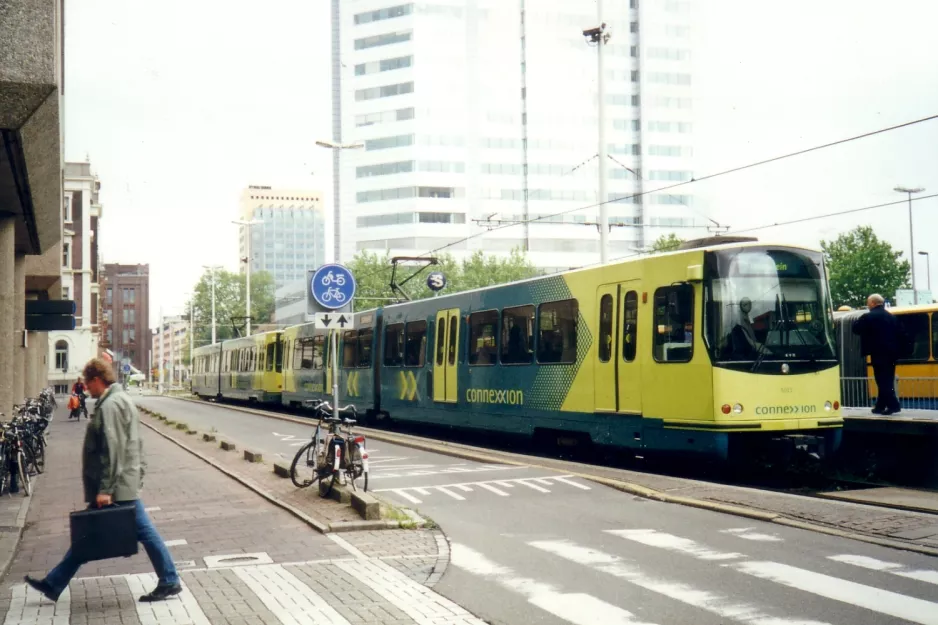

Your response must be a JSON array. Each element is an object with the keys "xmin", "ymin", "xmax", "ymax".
[
  {"xmin": 202, "ymin": 433, "xmax": 216, "ymax": 442},
  {"xmin": 164, "ymin": 396, "xmax": 938, "ymax": 558},
  {"xmin": 351, "ymin": 491, "xmax": 380, "ymax": 520},
  {"xmin": 219, "ymin": 440, "xmax": 236, "ymax": 451},
  {"xmin": 243, "ymin": 449, "xmax": 263, "ymax": 463},
  {"xmin": 272, "ymin": 462, "xmax": 290, "ymax": 478}
]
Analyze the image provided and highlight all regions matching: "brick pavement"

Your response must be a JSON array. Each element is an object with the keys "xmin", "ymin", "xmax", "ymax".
[{"xmin": 0, "ymin": 412, "xmax": 475, "ymax": 625}]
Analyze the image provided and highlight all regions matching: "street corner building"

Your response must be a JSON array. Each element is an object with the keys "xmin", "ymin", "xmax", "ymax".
[{"xmin": 0, "ymin": 0, "xmax": 66, "ymax": 415}]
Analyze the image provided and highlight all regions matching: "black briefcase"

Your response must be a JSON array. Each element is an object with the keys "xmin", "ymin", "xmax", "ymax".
[{"xmin": 69, "ymin": 503, "xmax": 138, "ymax": 562}]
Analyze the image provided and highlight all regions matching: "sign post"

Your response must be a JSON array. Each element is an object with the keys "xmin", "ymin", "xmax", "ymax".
[{"xmin": 309, "ymin": 264, "xmax": 357, "ymax": 421}]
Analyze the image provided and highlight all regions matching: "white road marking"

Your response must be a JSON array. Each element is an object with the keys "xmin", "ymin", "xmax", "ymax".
[
  {"xmin": 720, "ymin": 528, "xmax": 783, "ymax": 542},
  {"xmin": 450, "ymin": 543, "xmax": 656, "ymax": 625},
  {"xmin": 126, "ymin": 573, "xmax": 209, "ymax": 625},
  {"xmin": 477, "ymin": 482, "xmax": 510, "ymax": 496},
  {"xmin": 734, "ymin": 561, "xmax": 938, "ymax": 625},
  {"xmin": 370, "ymin": 464, "xmax": 517, "ymax": 479},
  {"xmin": 203, "ymin": 552, "xmax": 273, "ymax": 568},
  {"xmin": 454, "ymin": 484, "xmax": 473, "ymax": 492},
  {"xmin": 335, "ymin": 558, "xmax": 486, "ymax": 624},
  {"xmin": 144, "ymin": 506, "xmax": 161, "ymax": 513},
  {"xmin": 391, "ymin": 489, "xmax": 422, "ymax": 504},
  {"xmin": 530, "ymin": 539, "xmax": 831, "ymax": 625},
  {"xmin": 829, "ymin": 554, "xmax": 938, "ymax": 586},
  {"xmin": 374, "ymin": 474, "xmax": 588, "ymax": 503},
  {"xmin": 4, "ymin": 584, "xmax": 69, "ymax": 625},
  {"xmin": 164, "ymin": 539, "xmax": 188, "ymax": 547},
  {"xmin": 436, "ymin": 486, "xmax": 467, "ymax": 500},
  {"xmin": 607, "ymin": 529, "xmax": 744, "ymax": 561},
  {"xmin": 553, "ymin": 476, "xmax": 592, "ymax": 490},
  {"xmin": 328, "ymin": 534, "xmax": 368, "ymax": 559},
  {"xmin": 517, "ymin": 479, "xmax": 551, "ymax": 493},
  {"xmin": 235, "ymin": 565, "xmax": 351, "ymax": 625}
]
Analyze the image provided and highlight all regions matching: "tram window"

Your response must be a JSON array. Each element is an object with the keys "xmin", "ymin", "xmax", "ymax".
[
  {"xmin": 537, "ymin": 299, "xmax": 578, "ymax": 364},
  {"xmin": 599, "ymin": 295, "xmax": 614, "ymax": 363},
  {"xmin": 358, "ymin": 328, "xmax": 374, "ymax": 367},
  {"xmin": 501, "ymin": 305, "xmax": 534, "ymax": 364},
  {"xmin": 276, "ymin": 341, "xmax": 283, "ymax": 372},
  {"xmin": 299, "ymin": 338, "xmax": 313, "ymax": 369},
  {"xmin": 623, "ymin": 291, "xmax": 638, "ymax": 362},
  {"xmin": 266, "ymin": 343, "xmax": 275, "ymax": 371},
  {"xmin": 468, "ymin": 310, "xmax": 499, "ymax": 366},
  {"xmin": 384, "ymin": 323, "xmax": 404, "ymax": 366},
  {"xmin": 342, "ymin": 331, "xmax": 359, "ymax": 368},
  {"xmin": 933, "ymin": 313, "xmax": 938, "ymax": 360},
  {"xmin": 448, "ymin": 315, "xmax": 458, "ymax": 365},
  {"xmin": 653, "ymin": 285, "xmax": 694, "ymax": 363},
  {"xmin": 404, "ymin": 321, "xmax": 427, "ymax": 367},
  {"xmin": 312, "ymin": 335, "xmax": 325, "ymax": 369},
  {"xmin": 897, "ymin": 313, "xmax": 930, "ymax": 361},
  {"xmin": 436, "ymin": 317, "xmax": 446, "ymax": 365},
  {"xmin": 293, "ymin": 339, "xmax": 303, "ymax": 370}
]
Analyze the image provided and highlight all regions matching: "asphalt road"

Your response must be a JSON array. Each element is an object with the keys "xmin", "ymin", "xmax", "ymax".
[{"xmin": 137, "ymin": 396, "xmax": 938, "ymax": 625}]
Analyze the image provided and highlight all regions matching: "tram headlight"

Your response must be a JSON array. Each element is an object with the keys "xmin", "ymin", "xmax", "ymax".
[
  {"xmin": 824, "ymin": 401, "xmax": 833, "ymax": 411},
  {"xmin": 781, "ymin": 363, "xmax": 790, "ymax": 374},
  {"xmin": 733, "ymin": 403, "xmax": 743, "ymax": 414},
  {"xmin": 721, "ymin": 404, "xmax": 731, "ymax": 415}
]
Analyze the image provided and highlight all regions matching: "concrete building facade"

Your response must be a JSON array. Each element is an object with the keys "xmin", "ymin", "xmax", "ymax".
[
  {"xmin": 151, "ymin": 315, "xmax": 189, "ymax": 387},
  {"xmin": 238, "ymin": 185, "xmax": 326, "ymax": 292},
  {"xmin": 100, "ymin": 264, "xmax": 150, "ymax": 376},
  {"xmin": 48, "ymin": 161, "xmax": 103, "ymax": 393},
  {"xmin": 330, "ymin": 1, "xmax": 701, "ymax": 270},
  {"xmin": 1, "ymin": 0, "xmax": 65, "ymax": 412}
]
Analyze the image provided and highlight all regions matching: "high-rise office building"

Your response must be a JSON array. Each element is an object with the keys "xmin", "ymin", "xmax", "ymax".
[
  {"xmin": 100, "ymin": 264, "xmax": 150, "ymax": 376},
  {"xmin": 331, "ymin": 1, "xmax": 701, "ymax": 269},
  {"xmin": 238, "ymin": 186, "xmax": 327, "ymax": 291},
  {"xmin": 48, "ymin": 161, "xmax": 103, "ymax": 393}
]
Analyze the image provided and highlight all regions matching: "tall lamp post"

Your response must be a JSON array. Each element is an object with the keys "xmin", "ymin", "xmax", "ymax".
[
  {"xmin": 894, "ymin": 186, "xmax": 925, "ymax": 304},
  {"xmin": 919, "ymin": 251, "xmax": 932, "ymax": 295},
  {"xmin": 232, "ymin": 219, "xmax": 262, "ymax": 336},
  {"xmin": 202, "ymin": 265, "xmax": 222, "ymax": 344},
  {"xmin": 316, "ymin": 139, "xmax": 364, "ymax": 262},
  {"xmin": 582, "ymin": 7, "xmax": 611, "ymax": 264}
]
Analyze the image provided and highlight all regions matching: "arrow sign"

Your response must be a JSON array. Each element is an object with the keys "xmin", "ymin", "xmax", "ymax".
[
  {"xmin": 321, "ymin": 315, "xmax": 332, "ymax": 327},
  {"xmin": 337, "ymin": 315, "xmax": 350, "ymax": 328},
  {"xmin": 313, "ymin": 312, "xmax": 354, "ymax": 330}
]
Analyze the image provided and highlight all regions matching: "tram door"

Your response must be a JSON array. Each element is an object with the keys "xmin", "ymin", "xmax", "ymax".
[
  {"xmin": 595, "ymin": 283, "xmax": 642, "ymax": 414},
  {"xmin": 433, "ymin": 308, "xmax": 460, "ymax": 403}
]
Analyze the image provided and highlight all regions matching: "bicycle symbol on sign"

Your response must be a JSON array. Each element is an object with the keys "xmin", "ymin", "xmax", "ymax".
[
  {"xmin": 321, "ymin": 271, "xmax": 346, "ymax": 287},
  {"xmin": 321, "ymin": 287, "xmax": 346, "ymax": 303}
]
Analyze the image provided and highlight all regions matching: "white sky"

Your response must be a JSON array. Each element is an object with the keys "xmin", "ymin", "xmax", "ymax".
[{"xmin": 63, "ymin": 0, "xmax": 938, "ymax": 324}]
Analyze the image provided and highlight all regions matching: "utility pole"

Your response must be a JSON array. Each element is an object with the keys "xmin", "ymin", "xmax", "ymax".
[
  {"xmin": 158, "ymin": 307, "xmax": 164, "ymax": 394},
  {"xmin": 169, "ymin": 320, "xmax": 175, "ymax": 389},
  {"xmin": 189, "ymin": 296, "xmax": 194, "ymax": 381},
  {"xmin": 894, "ymin": 186, "xmax": 925, "ymax": 304},
  {"xmin": 584, "ymin": 9, "xmax": 610, "ymax": 263},
  {"xmin": 203, "ymin": 265, "xmax": 220, "ymax": 344},
  {"xmin": 233, "ymin": 219, "xmax": 262, "ymax": 336}
]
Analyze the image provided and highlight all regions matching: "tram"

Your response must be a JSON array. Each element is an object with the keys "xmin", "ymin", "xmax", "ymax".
[{"xmin": 192, "ymin": 237, "xmax": 844, "ymax": 460}]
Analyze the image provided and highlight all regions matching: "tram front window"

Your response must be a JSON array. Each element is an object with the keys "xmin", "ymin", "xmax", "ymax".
[{"xmin": 703, "ymin": 247, "xmax": 838, "ymax": 374}]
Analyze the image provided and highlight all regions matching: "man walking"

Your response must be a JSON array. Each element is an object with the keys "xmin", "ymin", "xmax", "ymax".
[
  {"xmin": 852, "ymin": 294, "xmax": 902, "ymax": 415},
  {"xmin": 25, "ymin": 358, "xmax": 181, "ymax": 602}
]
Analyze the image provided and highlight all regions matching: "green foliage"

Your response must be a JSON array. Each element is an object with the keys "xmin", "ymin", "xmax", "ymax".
[
  {"xmin": 347, "ymin": 248, "xmax": 541, "ymax": 311},
  {"xmin": 820, "ymin": 225, "xmax": 911, "ymax": 308},
  {"xmin": 185, "ymin": 269, "xmax": 276, "ymax": 354},
  {"xmin": 650, "ymin": 233, "xmax": 684, "ymax": 253}
]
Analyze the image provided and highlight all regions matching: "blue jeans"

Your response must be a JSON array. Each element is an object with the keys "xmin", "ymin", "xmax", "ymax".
[{"xmin": 45, "ymin": 500, "xmax": 179, "ymax": 596}]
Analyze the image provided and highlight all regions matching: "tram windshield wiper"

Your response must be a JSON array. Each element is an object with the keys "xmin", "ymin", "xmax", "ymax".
[{"xmin": 750, "ymin": 294, "xmax": 783, "ymax": 373}]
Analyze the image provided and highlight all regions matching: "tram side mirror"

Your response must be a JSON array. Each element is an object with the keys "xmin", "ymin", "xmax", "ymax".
[{"xmin": 686, "ymin": 264, "xmax": 703, "ymax": 282}]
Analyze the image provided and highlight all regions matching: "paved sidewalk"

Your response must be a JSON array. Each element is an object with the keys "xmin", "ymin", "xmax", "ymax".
[{"xmin": 0, "ymin": 413, "xmax": 481, "ymax": 625}]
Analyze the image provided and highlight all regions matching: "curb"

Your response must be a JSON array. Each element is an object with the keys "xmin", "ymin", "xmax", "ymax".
[
  {"xmin": 1, "ymin": 460, "xmax": 44, "ymax": 581},
  {"xmin": 154, "ymin": 396, "xmax": 938, "ymax": 558}
]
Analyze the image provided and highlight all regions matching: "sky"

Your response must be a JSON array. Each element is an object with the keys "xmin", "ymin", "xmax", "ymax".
[{"xmin": 63, "ymin": 0, "xmax": 938, "ymax": 325}]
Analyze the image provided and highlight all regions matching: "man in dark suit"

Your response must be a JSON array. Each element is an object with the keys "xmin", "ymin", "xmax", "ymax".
[{"xmin": 852, "ymin": 294, "xmax": 902, "ymax": 415}]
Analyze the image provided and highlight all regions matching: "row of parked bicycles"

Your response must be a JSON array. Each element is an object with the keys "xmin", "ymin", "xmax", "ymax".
[
  {"xmin": 0, "ymin": 388, "xmax": 56, "ymax": 497},
  {"xmin": 289, "ymin": 399, "xmax": 369, "ymax": 498}
]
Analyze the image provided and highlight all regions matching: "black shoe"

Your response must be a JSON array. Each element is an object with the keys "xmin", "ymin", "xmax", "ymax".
[
  {"xmin": 871, "ymin": 408, "xmax": 884, "ymax": 415},
  {"xmin": 24, "ymin": 576, "xmax": 60, "ymax": 603},
  {"xmin": 139, "ymin": 583, "xmax": 182, "ymax": 602}
]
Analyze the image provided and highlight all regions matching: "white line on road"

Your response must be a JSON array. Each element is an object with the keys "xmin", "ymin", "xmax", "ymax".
[
  {"xmin": 126, "ymin": 573, "xmax": 210, "ymax": 625},
  {"xmin": 4, "ymin": 584, "xmax": 69, "ymax": 625},
  {"xmin": 530, "ymin": 539, "xmax": 831, "ymax": 625},
  {"xmin": 517, "ymin": 479, "xmax": 551, "ymax": 493},
  {"xmin": 719, "ymin": 528, "xmax": 783, "ymax": 542},
  {"xmin": 477, "ymin": 482, "xmax": 510, "ymax": 496},
  {"xmin": 450, "ymin": 543, "xmax": 656, "ymax": 625},
  {"xmin": 164, "ymin": 539, "xmax": 188, "ymax": 547},
  {"xmin": 829, "ymin": 554, "xmax": 938, "ymax": 586},
  {"xmin": 328, "ymin": 534, "xmax": 368, "ymax": 559},
  {"xmin": 144, "ymin": 506, "xmax": 161, "ymax": 513},
  {"xmin": 607, "ymin": 529, "xmax": 744, "ymax": 561},
  {"xmin": 734, "ymin": 560, "xmax": 938, "ymax": 625},
  {"xmin": 391, "ymin": 489, "xmax": 422, "ymax": 504},
  {"xmin": 235, "ymin": 565, "xmax": 351, "ymax": 625},
  {"xmin": 374, "ymin": 474, "xmax": 587, "ymax": 504},
  {"xmin": 436, "ymin": 486, "xmax": 467, "ymax": 500},
  {"xmin": 553, "ymin": 476, "xmax": 592, "ymax": 490}
]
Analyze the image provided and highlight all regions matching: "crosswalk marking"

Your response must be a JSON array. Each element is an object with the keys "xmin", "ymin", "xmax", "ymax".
[
  {"xmin": 529, "ymin": 539, "xmax": 831, "ymax": 625},
  {"xmin": 164, "ymin": 539, "xmax": 188, "ymax": 547},
  {"xmin": 451, "ymin": 543, "xmax": 656, "ymax": 625},
  {"xmin": 370, "ymin": 464, "xmax": 516, "ymax": 479},
  {"xmin": 829, "ymin": 554, "xmax": 938, "ymax": 586},
  {"xmin": 4, "ymin": 584, "xmax": 69, "ymax": 625},
  {"xmin": 720, "ymin": 528, "xmax": 783, "ymax": 542},
  {"xmin": 126, "ymin": 573, "xmax": 209, "ymax": 625},
  {"xmin": 234, "ymin": 564, "xmax": 351, "ymax": 625},
  {"xmin": 607, "ymin": 529, "xmax": 744, "ymax": 561},
  {"xmin": 734, "ymin": 561, "xmax": 938, "ymax": 625},
  {"xmin": 374, "ymin": 474, "xmax": 589, "ymax": 504}
]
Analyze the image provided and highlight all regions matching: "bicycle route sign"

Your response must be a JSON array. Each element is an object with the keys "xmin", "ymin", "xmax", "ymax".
[{"xmin": 310, "ymin": 264, "xmax": 356, "ymax": 310}]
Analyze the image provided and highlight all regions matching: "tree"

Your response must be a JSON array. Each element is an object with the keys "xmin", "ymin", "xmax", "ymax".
[
  {"xmin": 347, "ymin": 248, "xmax": 541, "ymax": 310},
  {"xmin": 184, "ymin": 269, "xmax": 276, "ymax": 355},
  {"xmin": 650, "ymin": 233, "xmax": 684, "ymax": 253},
  {"xmin": 821, "ymin": 225, "xmax": 910, "ymax": 308}
]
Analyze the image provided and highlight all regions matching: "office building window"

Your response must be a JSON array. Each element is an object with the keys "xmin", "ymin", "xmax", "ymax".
[
  {"xmin": 62, "ymin": 242, "xmax": 70, "ymax": 267},
  {"xmin": 63, "ymin": 196, "xmax": 72, "ymax": 222},
  {"xmin": 365, "ymin": 134, "xmax": 414, "ymax": 151},
  {"xmin": 355, "ymin": 55, "xmax": 413, "ymax": 75},
  {"xmin": 355, "ymin": 81, "xmax": 414, "ymax": 101},
  {"xmin": 55, "ymin": 340, "xmax": 68, "ymax": 371},
  {"xmin": 356, "ymin": 161, "xmax": 414, "ymax": 178},
  {"xmin": 354, "ymin": 4, "xmax": 412, "ymax": 24},
  {"xmin": 354, "ymin": 31, "xmax": 411, "ymax": 50}
]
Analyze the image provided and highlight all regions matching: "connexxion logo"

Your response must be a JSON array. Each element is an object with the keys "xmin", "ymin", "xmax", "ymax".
[{"xmin": 755, "ymin": 404, "xmax": 818, "ymax": 415}]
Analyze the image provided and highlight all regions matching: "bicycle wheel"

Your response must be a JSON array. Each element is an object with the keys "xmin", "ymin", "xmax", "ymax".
[
  {"xmin": 318, "ymin": 443, "xmax": 338, "ymax": 498},
  {"xmin": 25, "ymin": 439, "xmax": 42, "ymax": 475},
  {"xmin": 346, "ymin": 444, "xmax": 368, "ymax": 492},
  {"xmin": 16, "ymin": 452, "xmax": 30, "ymax": 496},
  {"xmin": 290, "ymin": 441, "xmax": 319, "ymax": 488}
]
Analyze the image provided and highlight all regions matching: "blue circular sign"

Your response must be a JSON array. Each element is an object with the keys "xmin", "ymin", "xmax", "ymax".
[
  {"xmin": 311, "ymin": 264, "xmax": 357, "ymax": 309},
  {"xmin": 122, "ymin": 364, "xmax": 131, "ymax": 373},
  {"xmin": 427, "ymin": 271, "xmax": 447, "ymax": 292}
]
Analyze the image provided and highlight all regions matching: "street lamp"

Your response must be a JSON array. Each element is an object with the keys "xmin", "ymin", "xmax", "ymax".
[
  {"xmin": 894, "ymin": 186, "xmax": 925, "ymax": 304},
  {"xmin": 316, "ymin": 139, "xmax": 364, "ymax": 263},
  {"xmin": 583, "ymin": 6, "xmax": 611, "ymax": 264},
  {"xmin": 919, "ymin": 250, "xmax": 932, "ymax": 294},
  {"xmin": 202, "ymin": 265, "xmax": 222, "ymax": 344},
  {"xmin": 232, "ymin": 219, "xmax": 262, "ymax": 336}
]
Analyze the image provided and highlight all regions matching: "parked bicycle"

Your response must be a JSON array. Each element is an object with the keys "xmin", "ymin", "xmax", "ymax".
[
  {"xmin": 289, "ymin": 399, "xmax": 369, "ymax": 497},
  {"xmin": 0, "ymin": 389, "xmax": 54, "ymax": 497}
]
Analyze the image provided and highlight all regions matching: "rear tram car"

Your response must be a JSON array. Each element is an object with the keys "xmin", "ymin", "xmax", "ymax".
[{"xmin": 192, "ymin": 238, "xmax": 844, "ymax": 461}]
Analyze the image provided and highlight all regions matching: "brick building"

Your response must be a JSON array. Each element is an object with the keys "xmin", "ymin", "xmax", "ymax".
[{"xmin": 100, "ymin": 264, "xmax": 150, "ymax": 376}]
